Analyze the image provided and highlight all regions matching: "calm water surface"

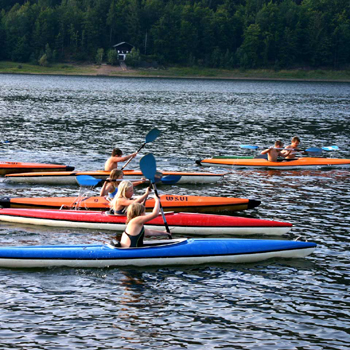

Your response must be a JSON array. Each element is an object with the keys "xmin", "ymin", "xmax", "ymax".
[{"xmin": 0, "ymin": 74, "xmax": 349, "ymax": 349}]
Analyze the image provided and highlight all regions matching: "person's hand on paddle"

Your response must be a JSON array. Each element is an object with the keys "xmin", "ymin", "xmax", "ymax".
[{"xmin": 145, "ymin": 185, "xmax": 152, "ymax": 195}]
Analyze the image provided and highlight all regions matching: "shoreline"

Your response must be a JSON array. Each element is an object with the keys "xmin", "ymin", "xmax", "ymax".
[{"xmin": 1, "ymin": 62, "xmax": 350, "ymax": 83}]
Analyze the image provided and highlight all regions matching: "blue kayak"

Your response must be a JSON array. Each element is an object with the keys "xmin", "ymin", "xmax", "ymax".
[{"xmin": 0, "ymin": 238, "xmax": 316, "ymax": 268}]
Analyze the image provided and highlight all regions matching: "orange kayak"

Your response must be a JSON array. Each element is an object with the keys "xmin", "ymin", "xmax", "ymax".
[
  {"xmin": 4, "ymin": 169, "xmax": 226, "ymax": 185},
  {"xmin": 0, "ymin": 194, "xmax": 260, "ymax": 214},
  {"xmin": 196, "ymin": 157, "xmax": 350, "ymax": 170},
  {"xmin": 0, "ymin": 162, "xmax": 74, "ymax": 176}
]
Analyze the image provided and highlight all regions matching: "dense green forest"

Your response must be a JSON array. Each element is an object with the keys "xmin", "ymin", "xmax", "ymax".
[{"xmin": 0, "ymin": 0, "xmax": 349, "ymax": 69}]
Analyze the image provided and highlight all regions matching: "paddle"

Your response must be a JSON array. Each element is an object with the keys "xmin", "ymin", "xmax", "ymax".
[
  {"xmin": 76, "ymin": 175, "xmax": 144, "ymax": 187},
  {"xmin": 240, "ymin": 145, "xmax": 259, "ymax": 150},
  {"xmin": 322, "ymin": 145, "xmax": 339, "ymax": 151},
  {"xmin": 121, "ymin": 128, "xmax": 161, "ymax": 170},
  {"xmin": 139, "ymin": 153, "xmax": 172, "ymax": 237}
]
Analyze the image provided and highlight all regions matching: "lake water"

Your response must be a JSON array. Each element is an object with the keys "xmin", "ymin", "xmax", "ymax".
[{"xmin": 0, "ymin": 74, "xmax": 349, "ymax": 349}]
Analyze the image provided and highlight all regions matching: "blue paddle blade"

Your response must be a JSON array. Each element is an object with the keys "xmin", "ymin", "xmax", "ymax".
[
  {"xmin": 305, "ymin": 147, "xmax": 322, "ymax": 154},
  {"xmin": 76, "ymin": 175, "xmax": 102, "ymax": 186},
  {"xmin": 322, "ymin": 145, "xmax": 339, "ymax": 151},
  {"xmin": 240, "ymin": 145, "xmax": 259, "ymax": 150},
  {"xmin": 145, "ymin": 128, "xmax": 161, "ymax": 143},
  {"xmin": 161, "ymin": 175, "xmax": 182, "ymax": 185},
  {"xmin": 140, "ymin": 153, "xmax": 157, "ymax": 183}
]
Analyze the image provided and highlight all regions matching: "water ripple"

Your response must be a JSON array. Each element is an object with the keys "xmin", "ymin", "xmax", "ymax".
[{"xmin": 0, "ymin": 74, "xmax": 350, "ymax": 349}]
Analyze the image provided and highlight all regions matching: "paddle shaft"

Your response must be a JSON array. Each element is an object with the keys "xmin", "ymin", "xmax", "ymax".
[
  {"xmin": 152, "ymin": 183, "xmax": 171, "ymax": 236},
  {"xmin": 121, "ymin": 142, "xmax": 146, "ymax": 170},
  {"xmin": 121, "ymin": 128, "xmax": 160, "ymax": 170}
]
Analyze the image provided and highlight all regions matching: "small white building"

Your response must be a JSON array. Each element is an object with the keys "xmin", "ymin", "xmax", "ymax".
[{"xmin": 112, "ymin": 42, "xmax": 134, "ymax": 61}]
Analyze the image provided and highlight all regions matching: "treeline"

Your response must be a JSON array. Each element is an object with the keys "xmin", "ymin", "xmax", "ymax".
[{"xmin": 0, "ymin": 0, "xmax": 349, "ymax": 69}]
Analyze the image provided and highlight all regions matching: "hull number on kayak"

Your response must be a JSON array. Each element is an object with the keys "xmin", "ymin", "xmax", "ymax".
[{"xmin": 165, "ymin": 195, "xmax": 188, "ymax": 202}]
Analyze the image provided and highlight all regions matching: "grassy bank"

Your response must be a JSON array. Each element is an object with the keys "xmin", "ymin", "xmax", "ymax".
[{"xmin": 1, "ymin": 61, "xmax": 350, "ymax": 82}]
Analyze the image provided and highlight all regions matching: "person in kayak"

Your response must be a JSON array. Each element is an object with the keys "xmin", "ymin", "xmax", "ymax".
[
  {"xmin": 100, "ymin": 169, "xmax": 124, "ymax": 198},
  {"xmin": 120, "ymin": 195, "xmax": 171, "ymax": 248},
  {"xmin": 105, "ymin": 148, "xmax": 137, "ymax": 171},
  {"xmin": 100, "ymin": 170, "xmax": 148, "ymax": 198},
  {"xmin": 260, "ymin": 141, "xmax": 292, "ymax": 162},
  {"xmin": 109, "ymin": 180, "xmax": 151, "ymax": 215},
  {"xmin": 284, "ymin": 136, "xmax": 306, "ymax": 159}
]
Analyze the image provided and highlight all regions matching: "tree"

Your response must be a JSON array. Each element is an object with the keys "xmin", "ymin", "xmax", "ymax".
[
  {"xmin": 238, "ymin": 24, "xmax": 262, "ymax": 68},
  {"xmin": 96, "ymin": 48, "xmax": 104, "ymax": 64},
  {"xmin": 125, "ymin": 47, "xmax": 141, "ymax": 67},
  {"xmin": 107, "ymin": 48, "xmax": 118, "ymax": 65},
  {"xmin": 38, "ymin": 53, "xmax": 48, "ymax": 66}
]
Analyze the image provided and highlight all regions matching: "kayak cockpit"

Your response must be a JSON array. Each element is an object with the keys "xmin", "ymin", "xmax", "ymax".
[{"xmin": 105, "ymin": 238, "xmax": 187, "ymax": 249}]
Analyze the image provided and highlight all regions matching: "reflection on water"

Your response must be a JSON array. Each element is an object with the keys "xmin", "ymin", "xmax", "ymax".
[{"xmin": 0, "ymin": 74, "xmax": 350, "ymax": 349}]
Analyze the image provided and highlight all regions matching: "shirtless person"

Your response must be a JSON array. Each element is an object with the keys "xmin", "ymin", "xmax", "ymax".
[
  {"xmin": 104, "ymin": 148, "xmax": 137, "ymax": 171},
  {"xmin": 284, "ymin": 136, "xmax": 305, "ymax": 159},
  {"xmin": 260, "ymin": 141, "xmax": 292, "ymax": 162}
]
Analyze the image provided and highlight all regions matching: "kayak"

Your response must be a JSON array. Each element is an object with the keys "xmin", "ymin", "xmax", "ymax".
[
  {"xmin": 0, "ymin": 194, "xmax": 261, "ymax": 214},
  {"xmin": 0, "ymin": 161, "xmax": 74, "ymax": 176},
  {"xmin": 0, "ymin": 208, "xmax": 292, "ymax": 235},
  {"xmin": 213, "ymin": 156, "xmax": 254, "ymax": 159},
  {"xmin": 4, "ymin": 169, "xmax": 226, "ymax": 185},
  {"xmin": 196, "ymin": 157, "xmax": 350, "ymax": 170},
  {"xmin": 0, "ymin": 238, "xmax": 316, "ymax": 268}
]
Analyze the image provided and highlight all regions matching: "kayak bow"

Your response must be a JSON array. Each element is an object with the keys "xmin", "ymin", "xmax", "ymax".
[
  {"xmin": 196, "ymin": 157, "xmax": 350, "ymax": 170},
  {"xmin": 0, "ymin": 161, "xmax": 74, "ymax": 176}
]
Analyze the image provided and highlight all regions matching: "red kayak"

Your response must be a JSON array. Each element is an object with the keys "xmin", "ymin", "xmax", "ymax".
[
  {"xmin": 0, "ymin": 208, "xmax": 292, "ymax": 236},
  {"xmin": 0, "ymin": 161, "xmax": 74, "ymax": 176}
]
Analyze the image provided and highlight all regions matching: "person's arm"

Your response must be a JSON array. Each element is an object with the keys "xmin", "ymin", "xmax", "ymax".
[
  {"xmin": 119, "ymin": 152, "xmax": 137, "ymax": 162},
  {"xmin": 111, "ymin": 197, "xmax": 135, "ymax": 211},
  {"xmin": 131, "ymin": 178, "xmax": 148, "ymax": 187},
  {"xmin": 261, "ymin": 147, "xmax": 272, "ymax": 155},
  {"xmin": 144, "ymin": 229, "xmax": 171, "ymax": 238},
  {"xmin": 134, "ymin": 195, "xmax": 160, "ymax": 225},
  {"xmin": 134, "ymin": 187, "xmax": 151, "ymax": 204},
  {"xmin": 280, "ymin": 149, "xmax": 293, "ymax": 158},
  {"xmin": 100, "ymin": 180, "xmax": 111, "ymax": 196},
  {"xmin": 133, "ymin": 197, "xmax": 172, "ymax": 238}
]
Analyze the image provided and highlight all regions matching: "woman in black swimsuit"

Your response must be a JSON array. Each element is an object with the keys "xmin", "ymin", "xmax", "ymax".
[{"xmin": 120, "ymin": 195, "xmax": 171, "ymax": 248}]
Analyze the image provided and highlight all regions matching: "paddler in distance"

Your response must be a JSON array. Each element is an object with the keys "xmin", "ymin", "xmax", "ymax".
[
  {"xmin": 284, "ymin": 136, "xmax": 306, "ymax": 159},
  {"xmin": 105, "ymin": 148, "xmax": 137, "ymax": 171},
  {"xmin": 260, "ymin": 140, "xmax": 292, "ymax": 162}
]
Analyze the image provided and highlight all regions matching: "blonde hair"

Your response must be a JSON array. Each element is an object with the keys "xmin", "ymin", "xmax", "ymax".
[
  {"xmin": 115, "ymin": 180, "xmax": 133, "ymax": 199},
  {"xmin": 126, "ymin": 202, "xmax": 145, "ymax": 223},
  {"xmin": 109, "ymin": 180, "xmax": 133, "ymax": 210}
]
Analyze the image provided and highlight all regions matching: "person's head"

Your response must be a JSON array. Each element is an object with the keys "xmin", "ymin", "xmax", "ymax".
[
  {"xmin": 291, "ymin": 136, "xmax": 300, "ymax": 147},
  {"xmin": 126, "ymin": 202, "xmax": 146, "ymax": 223},
  {"xmin": 111, "ymin": 148, "xmax": 123, "ymax": 157},
  {"xmin": 116, "ymin": 180, "xmax": 134, "ymax": 199},
  {"xmin": 110, "ymin": 169, "xmax": 124, "ymax": 180},
  {"xmin": 274, "ymin": 140, "xmax": 284, "ymax": 148}
]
